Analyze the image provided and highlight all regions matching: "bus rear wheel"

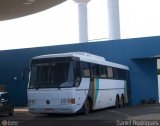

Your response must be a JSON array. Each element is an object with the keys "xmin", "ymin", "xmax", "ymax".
[
  {"xmin": 115, "ymin": 95, "xmax": 120, "ymax": 108},
  {"xmin": 120, "ymin": 95, "xmax": 125, "ymax": 107}
]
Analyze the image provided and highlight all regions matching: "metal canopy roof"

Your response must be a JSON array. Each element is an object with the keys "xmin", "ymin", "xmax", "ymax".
[{"xmin": 0, "ymin": 0, "xmax": 66, "ymax": 21}]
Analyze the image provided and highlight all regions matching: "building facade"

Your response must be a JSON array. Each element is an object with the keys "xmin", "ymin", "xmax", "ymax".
[{"xmin": 0, "ymin": 36, "xmax": 159, "ymax": 106}]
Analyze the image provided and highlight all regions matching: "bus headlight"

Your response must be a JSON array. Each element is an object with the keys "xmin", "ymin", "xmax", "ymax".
[{"xmin": 61, "ymin": 98, "xmax": 75, "ymax": 105}]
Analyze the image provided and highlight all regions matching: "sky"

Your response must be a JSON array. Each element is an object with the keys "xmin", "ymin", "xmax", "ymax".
[{"xmin": 0, "ymin": 0, "xmax": 160, "ymax": 50}]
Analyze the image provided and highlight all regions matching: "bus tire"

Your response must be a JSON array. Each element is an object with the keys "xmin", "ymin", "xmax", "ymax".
[
  {"xmin": 115, "ymin": 95, "xmax": 120, "ymax": 108},
  {"xmin": 120, "ymin": 95, "xmax": 125, "ymax": 107},
  {"xmin": 83, "ymin": 98, "xmax": 92, "ymax": 115}
]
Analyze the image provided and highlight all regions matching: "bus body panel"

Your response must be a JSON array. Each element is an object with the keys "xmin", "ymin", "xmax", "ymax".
[
  {"xmin": 89, "ymin": 79, "xmax": 126, "ymax": 110},
  {"xmin": 28, "ymin": 78, "xmax": 90, "ymax": 114}
]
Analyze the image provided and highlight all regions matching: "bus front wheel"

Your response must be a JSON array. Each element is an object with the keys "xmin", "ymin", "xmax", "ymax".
[{"xmin": 83, "ymin": 99, "xmax": 91, "ymax": 115}]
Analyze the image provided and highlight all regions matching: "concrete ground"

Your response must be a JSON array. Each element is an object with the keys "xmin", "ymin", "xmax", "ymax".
[{"xmin": 1, "ymin": 104, "xmax": 160, "ymax": 126}]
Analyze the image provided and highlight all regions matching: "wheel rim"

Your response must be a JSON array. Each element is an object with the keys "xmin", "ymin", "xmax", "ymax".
[
  {"xmin": 115, "ymin": 97, "xmax": 119, "ymax": 108},
  {"xmin": 84, "ymin": 100, "xmax": 90, "ymax": 114}
]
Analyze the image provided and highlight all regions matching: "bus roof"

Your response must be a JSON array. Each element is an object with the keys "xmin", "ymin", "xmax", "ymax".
[{"xmin": 33, "ymin": 52, "xmax": 129, "ymax": 70}]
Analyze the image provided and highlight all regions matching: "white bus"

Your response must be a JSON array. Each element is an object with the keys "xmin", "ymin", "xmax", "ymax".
[{"xmin": 27, "ymin": 52, "xmax": 130, "ymax": 114}]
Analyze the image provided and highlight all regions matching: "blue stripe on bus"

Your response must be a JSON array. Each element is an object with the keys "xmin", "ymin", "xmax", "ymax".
[{"xmin": 93, "ymin": 78, "xmax": 99, "ymax": 106}]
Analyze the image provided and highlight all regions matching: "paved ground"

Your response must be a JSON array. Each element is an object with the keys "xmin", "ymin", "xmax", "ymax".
[{"xmin": 0, "ymin": 104, "xmax": 160, "ymax": 126}]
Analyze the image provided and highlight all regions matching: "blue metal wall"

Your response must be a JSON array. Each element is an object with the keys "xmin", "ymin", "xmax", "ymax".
[{"xmin": 0, "ymin": 36, "xmax": 160, "ymax": 106}]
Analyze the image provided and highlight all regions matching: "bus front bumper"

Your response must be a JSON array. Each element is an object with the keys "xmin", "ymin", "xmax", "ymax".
[{"xmin": 28, "ymin": 105, "xmax": 80, "ymax": 114}]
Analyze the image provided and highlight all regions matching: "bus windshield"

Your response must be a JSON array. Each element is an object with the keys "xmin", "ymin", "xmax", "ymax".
[{"xmin": 29, "ymin": 61, "xmax": 74, "ymax": 89}]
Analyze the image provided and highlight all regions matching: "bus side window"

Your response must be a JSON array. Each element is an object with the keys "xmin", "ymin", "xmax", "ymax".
[
  {"xmin": 90, "ymin": 64, "xmax": 99, "ymax": 78},
  {"xmin": 80, "ymin": 62, "xmax": 90, "ymax": 77},
  {"xmin": 113, "ymin": 68, "xmax": 119, "ymax": 79},
  {"xmin": 118, "ymin": 69, "xmax": 125, "ymax": 80},
  {"xmin": 125, "ymin": 70, "xmax": 130, "ymax": 81},
  {"xmin": 99, "ymin": 65, "xmax": 107, "ymax": 78},
  {"xmin": 107, "ymin": 67, "xmax": 113, "ymax": 79}
]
